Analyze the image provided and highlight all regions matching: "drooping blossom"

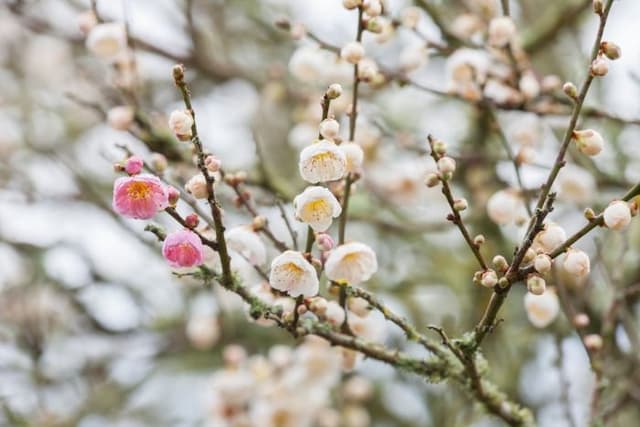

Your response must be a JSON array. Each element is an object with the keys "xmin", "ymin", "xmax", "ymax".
[
  {"xmin": 112, "ymin": 174, "xmax": 169, "ymax": 219},
  {"xmin": 269, "ymin": 251, "xmax": 319, "ymax": 297},
  {"xmin": 325, "ymin": 242, "xmax": 378, "ymax": 285},
  {"xmin": 293, "ymin": 186, "xmax": 342, "ymax": 232},
  {"xmin": 162, "ymin": 229, "xmax": 205, "ymax": 268},
  {"xmin": 299, "ymin": 140, "xmax": 347, "ymax": 183},
  {"xmin": 524, "ymin": 290, "xmax": 560, "ymax": 328}
]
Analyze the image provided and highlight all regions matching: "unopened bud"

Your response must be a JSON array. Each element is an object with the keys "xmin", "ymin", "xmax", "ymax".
[
  {"xmin": 593, "ymin": 0, "xmax": 604, "ymax": 15},
  {"xmin": 523, "ymin": 247, "xmax": 536, "ymax": 264},
  {"xmin": 473, "ymin": 234, "xmax": 485, "ymax": 246},
  {"xmin": 150, "ymin": 153, "xmax": 168, "ymax": 173},
  {"xmin": 572, "ymin": 129, "xmax": 604, "ymax": 156},
  {"xmin": 453, "ymin": 198, "xmax": 468, "ymax": 211},
  {"xmin": 172, "ymin": 64, "xmax": 185, "ymax": 84},
  {"xmin": 326, "ymin": 83, "xmax": 343, "ymax": 99},
  {"xmin": 526, "ymin": 274, "xmax": 546, "ymax": 295},
  {"xmin": 562, "ymin": 82, "xmax": 578, "ymax": 99},
  {"xmin": 167, "ymin": 186, "xmax": 180, "ymax": 206},
  {"xmin": 432, "ymin": 139, "xmax": 447, "ymax": 155},
  {"xmin": 340, "ymin": 41, "xmax": 365, "ymax": 64},
  {"xmin": 185, "ymin": 213, "xmax": 199, "ymax": 228},
  {"xmin": 590, "ymin": 56, "xmax": 608, "ymax": 77},
  {"xmin": 600, "ymin": 41, "xmax": 621, "ymax": 60},
  {"xmin": 205, "ymin": 155, "xmax": 222, "ymax": 173},
  {"xmin": 480, "ymin": 270, "xmax": 498, "ymax": 288},
  {"xmin": 316, "ymin": 233, "xmax": 335, "ymax": 251},
  {"xmin": 583, "ymin": 333, "xmax": 603, "ymax": 351},
  {"xmin": 437, "ymin": 156, "xmax": 456, "ymax": 174},
  {"xmin": 252, "ymin": 215, "xmax": 267, "ymax": 231},
  {"xmin": 533, "ymin": 254, "xmax": 552, "ymax": 274},
  {"xmin": 573, "ymin": 313, "xmax": 590, "ymax": 328},
  {"xmin": 124, "ymin": 155, "xmax": 144, "ymax": 175},
  {"xmin": 492, "ymin": 255, "xmax": 508, "ymax": 272},
  {"xmin": 319, "ymin": 118, "xmax": 340, "ymax": 140},
  {"xmin": 584, "ymin": 207, "xmax": 596, "ymax": 221},
  {"xmin": 498, "ymin": 277, "xmax": 510, "ymax": 289},
  {"xmin": 366, "ymin": 17, "xmax": 384, "ymax": 34},
  {"xmin": 343, "ymin": 0, "xmax": 362, "ymax": 10},
  {"xmin": 425, "ymin": 173, "xmax": 440, "ymax": 188}
]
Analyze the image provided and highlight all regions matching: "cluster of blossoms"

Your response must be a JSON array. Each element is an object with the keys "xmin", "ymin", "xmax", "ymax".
[{"xmin": 205, "ymin": 341, "xmax": 374, "ymax": 427}]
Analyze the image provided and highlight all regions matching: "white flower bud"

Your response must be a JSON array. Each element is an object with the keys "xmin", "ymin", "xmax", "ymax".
[
  {"xmin": 563, "ymin": 249, "xmax": 590, "ymax": 278},
  {"xmin": 486, "ymin": 190, "xmax": 521, "ymax": 225},
  {"xmin": 590, "ymin": 55, "xmax": 609, "ymax": 77},
  {"xmin": 341, "ymin": 41, "xmax": 365, "ymax": 64},
  {"xmin": 583, "ymin": 334, "xmax": 603, "ymax": 351},
  {"xmin": 573, "ymin": 313, "xmax": 590, "ymax": 328},
  {"xmin": 519, "ymin": 71, "xmax": 540, "ymax": 100},
  {"xmin": 227, "ymin": 226, "xmax": 267, "ymax": 266},
  {"xmin": 488, "ymin": 17, "xmax": 516, "ymax": 48},
  {"xmin": 453, "ymin": 198, "xmax": 468, "ymax": 211},
  {"xmin": 326, "ymin": 83, "xmax": 343, "ymax": 99},
  {"xmin": 437, "ymin": 156, "xmax": 456, "ymax": 174},
  {"xmin": 319, "ymin": 118, "xmax": 340, "ymax": 140},
  {"xmin": 185, "ymin": 174, "xmax": 208, "ymax": 199},
  {"xmin": 343, "ymin": 0, "xmax": 362, "ymax": 10},
  {"xmin": 357, "ymin": 58, "xmax": 378, "ymax": 81},
  {"xmin": 425, "ymin": 173, "xmax": 440, "ymax": 188},
  {"xmin": 492, "ymin": 255, "xmax": 508, "ymax": 272},
  {"xmin": 603, "ymin": 200, "xmax": 631, "ymax": 230},
  {"xmin": 107, "ymin": 105, "xmax": 134, "ymax": 131},
  {"xmin": 533, "ymin": 254, "xmax": 552, "ymax": 274},
  {"xmin": 601, "ymin": 41, "xmax": 621, "ymax": 60},
  {"xmin": 533, "ymin": 222, "xmax": 566, "ymax": 253},
  {"xmin": 77, "ymin": 11, "xmax": 98, "ymax": 35},
  {"xmin": 480, "ymin": 270, "xmax": 498, "ymax": 288},
  {"xmin": 563, "ymin": 82, "xmax": 578, "ymax": 98},
  {"xmin": 572, "ymin": 129, "xmax": 604, "ymax": 156},
  {"xmin": 169, "ymin": 110, "xmax": 194, "ymax": 141},
  {"xmin": 86, "ymin": 22, "xmax": 127, "ymax": 61},
  {"xmin": 527, "ymin": 275, "xmax": 546, "ymax": 295},
  {"xmin": 365, "ymin": 0, "xmax": 382, "ymax": 17},
  {"xmin": 290, "ymin": 23, "xmax": 306, "ymax": 40}
]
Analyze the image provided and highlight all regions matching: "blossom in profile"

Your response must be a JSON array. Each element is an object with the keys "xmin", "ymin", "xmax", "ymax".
[
  {"xmin": 299, "ymin": 140, "xmax": 347, "ymax": 183},
  {"xmin": 339, "ymin": 142, "xmax": 364, "ymax": 173},
  {"xmin": 293, "ymin": 186, "xmax": 342, "ymax": 232},
  {"xmin": 86, "ymin": 22, "xmax": 127, "ymax": 61},
  {"xmin": 524, "ymin": 289, "xmax": 559, "ymax": 328},
  {"xmin": 325, "ymin": 242, "xmax": 378, "ymax": 285},
  {"xmin": 112, "ymin": 174, "xmax": 169, "ymax": 219},
  {"xmin": 226, "ymin": 226, "xmax": 267, "ymax": 266},
  {"xmin": 269, "ymin": 251, "xmax": 319, "ymax": 297},
  {"xmin": 162, "ymin": 229, "xmax": 205, "ymax": 268},
  {"xmin": 572, "ymin": 129, "xmax": 604, "ymax": 156}
]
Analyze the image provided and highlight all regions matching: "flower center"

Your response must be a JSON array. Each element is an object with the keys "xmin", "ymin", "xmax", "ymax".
[{"xmin": 126, "ymin": 181, "xmax": 152, "ymax": 200}]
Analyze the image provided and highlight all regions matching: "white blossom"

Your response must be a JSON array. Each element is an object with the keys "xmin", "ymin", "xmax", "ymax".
[
  {"xmin": 85, "ymin": 22, "xmax": 127, "ymax": 61},
  {"xmin": 325, "ymin": 242, "xmax": 378, "ymax": 285},
  {"xmin": 524, "ymin": 290, "xmax": 559, "ymax": 328},
  {"xmin": 293, "ymin": 186, "xmax": 342, "ymax": 232},
  {"xmin": 269, "ymin": 251, "xmax": 319, "ymax": 297},
  {"xmin": 563, "ymin": 249, "xmax": 590, "ymax": 278},
  {"xmin": 299, "ymin": 140, "xmax": 347, "ymax": 183},
  {"xmin": 227, "ymin": 226, "xmax": 267, "ymax": 266}
]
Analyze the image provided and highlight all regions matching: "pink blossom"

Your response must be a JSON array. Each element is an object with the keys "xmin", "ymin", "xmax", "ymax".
[
  {"xmin": 162, "ymin": 229, "xmax": 205, "ymax": 268},
  {"xmin": 112, "ymin": 174, "xmax": 169, "ymax": 219},
  {"xmin": 125, "ymin": 155, "xmax": 144, "ymax": 175}
]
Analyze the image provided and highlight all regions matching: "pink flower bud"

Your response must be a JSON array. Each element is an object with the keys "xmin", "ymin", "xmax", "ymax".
[
  {"xmin": 204, "ymin": 155, "xmax": 222, "ymax": 173},
  {"xmin": 167, "ymin": 186, "xmax": 180, "ymax": 207},
  {"xmin": 315, "ymin": 233, "xmax": 335, "ymax": 251},
  {"xmin": 185, "ymin": 213, "xmax": 199, "ymax": 229},
  {"xmin": 124, "ymin": 155, "xmax": 144, "ymax": 175},
  {"xmin": 480, "ymin": 270, "xmax": 498, "ymax": 288}
]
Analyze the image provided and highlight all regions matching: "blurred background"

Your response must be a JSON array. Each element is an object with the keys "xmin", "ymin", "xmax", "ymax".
[{"xmin": 1, "ymin": 0, "xmax": 640, "ymax": 426}]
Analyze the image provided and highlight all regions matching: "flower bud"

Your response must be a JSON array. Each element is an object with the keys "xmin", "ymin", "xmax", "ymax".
[
  {"xmin": 562, "ymin": 82, "xmax": 578, "ymax": 99},
  {"xmin": 365, "ymin": 0, "xmax": 382, "ymax": 17},
  {"xmin": 584, "ymin": 207, "xmax": 596, "ymax": 221},
  {"xmin": 401, "ymin": 7, "xmax": 421, "ymax": 29},
  {"xmin": 326, "ymin": 83, "xmax": 343, "ymax": 99},
  {"xmin": 124, "ymin": 155, "xmax": 144, "ymax": 175},
  {"xmin": 583, "ymin": 334, "xmax": 603, "ymax": 351},
  {"xmin": 343, "ymin": 0, "xmax": 362, "ymax": 10},
  {"xmin": 204, "ymin": 155, "xmax": 222, "ymax": 173},
  {"xmin": 309, "ymin": 297, "xmax": 328, "ymax": 315},
  {"xmin": 149, "ymin": 153, "xmax": 168, "ymax": 173},
  {"xmin": 341, "ymin": 41, "xmax": 365, "ymax": 64},
  {"xmin": 480, "ymin": 270, "xmax": 498, "ymax": 288},
  {"xmin": 600, "ymin": 41, "xmax": 621, "ymax": 60},
  {"xmin": 453, "ymin": 198, "xmax": 468, "ymax": 211},
  {"xmin": 366, "ymin": 17, "xmax": 384, "ymax": 34},
  {"xmin": 185, "ymin": 174, "xmax": 208, "ymax": 199},
  {"xmin": 572, "ymin": 129, "xmax": 604, "ymax": 156},
  {"xmin": 319, "ymin": 118, "xmax": 340, "ymax": 140},
  {"xmin": 172, "ymin": 64, "xmax": 185, "ymax": 84},
  {"xmin": 290, "ymin": 23, "xmax": 306, "ymax": 40},
  {"xmin": 527, "ymin": 274, "xmax": 546, "ymax": 295},
  {"xmin": 523, "ymin": 248, "xmax": 537, "ymax": 264},
  {"xmin": 169, "ymin": 110, "xmax": 194, "ymax": 141},
  {"xmin": 252, "ymin": 215, "xmax": 267, "ymax": 231},
  {"xmin": 603, "ymin": 200, "xmax": 631, "ymax": 230},
  {"xmin": 432, "ymin": 139, "xmax": 447, "ymax": 155},
  {"xmin": 533, "ymin": 254, "xmax": 552, "ymax": 274},
  {"xmin": 437, "ymin": 156, "xmax": 456, "ymax": 174},
  {"xmin": 541, "ymin": 75, "xmax": 562, "ymax": 93},
  {"xmin": 593, "ymin": 0, "xmax": 604, "ymax": 14},
  {"xmin": 488, "ymin": 17, "xmax": 516, "ymax": 48},
  {"xmin": 424, "ymin": 173, "xmax": 440, "ymax": 188},
  {"xmin": 563, "ymin": 249, "xmax": 590, "ymax": 278},
  {"xmin": 167, "ymin": 186, "xmax": 180, "ymax": 207},
  {"xmin": 498, "ymin": 277, "xmax": 509, "ymax": 289},
  {"xmin": 107, "ymin": 105, "xmax": 134, "ymax": 131},
  {"xmin": 590, "ymin": 56, "xmax": 608, "ymax": 77},
  {"xmin": 77, "ymin": 11, "xmax": 98, "ymax": 35},
  {"xmin": 316, "ymin": 233, "xmax": 335, "ymax": 251},
  {"xmin": 473, "ymin": 234, "xmax": 485, "ymax": 246},
  {"xmin": 113, "ymin": 162, "xmax": 125, "ymax": 173},
  {"xmin": 492, "ymin": 255, "xmax": 508, "ymax": 272},
  {"xmin": 573, "ymin": 313, "xmax": 590, "ymax": 328},
  {"xmin": 185, "ymin": 213, "xmax": 199, "ymax": 228}
]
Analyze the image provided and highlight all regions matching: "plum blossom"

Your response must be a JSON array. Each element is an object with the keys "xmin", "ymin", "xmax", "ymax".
[
  {"xmin": 269, "ymin": 251, "xmax": 319, "ymax": 297},
  {"xmin": 86, "ymin": 22, "xmax": 127, "ymax": 61},
  {"xmin": 112, "ymin": 174, "xmax": 169, "ymax": 219},
  {"xmin": 524, "ymin": 290, "xmax": 560, "ymax": 328},
  {"xmin": 299, "ymin": 140, "xmax": 347, "ymax": 183},
  {"xmin": 162, "ymin": 229, "xmax": 205, "ymax": 268},
  {"xmin": 563, "ymin": 249, "xmax": 590, "ymax": 278},
  {"xmin": 325, "ymin": 242, "xmax": 378, "ymax": 285},
  {"xmin": 603, "ymin": 200, "xmax": 632, "ymax": 230},
  {"xmin": 226, "ymin": 226, "xmax": 267, "ymax": 266},
  {"xmin": 293, "ymin": 186, "xmax": 342, "ymax": 232}
]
